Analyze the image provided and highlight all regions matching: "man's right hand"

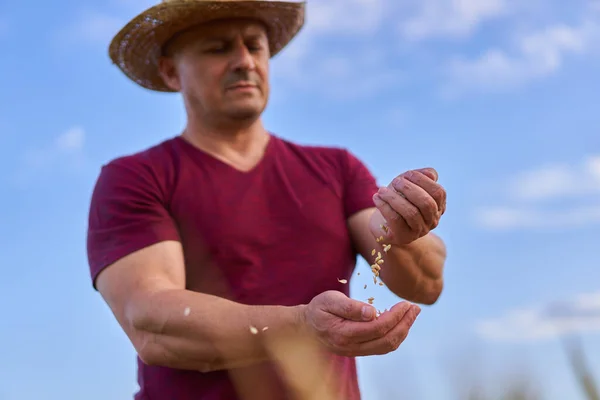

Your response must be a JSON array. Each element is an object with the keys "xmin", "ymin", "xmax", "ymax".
[{"xmin": 301, "ymin": 290, "xmax": 420, "ymax": 357}]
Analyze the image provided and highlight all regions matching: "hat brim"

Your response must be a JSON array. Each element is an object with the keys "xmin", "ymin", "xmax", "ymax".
[{"xmin": 108, "ymin": 0, "xmax": 306, "ymax": 92}]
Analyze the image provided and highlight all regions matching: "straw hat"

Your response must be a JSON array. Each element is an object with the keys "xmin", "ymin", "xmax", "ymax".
[{"xmin": 108, "ymin": 0, "xmax": 306, "ymax": 92}]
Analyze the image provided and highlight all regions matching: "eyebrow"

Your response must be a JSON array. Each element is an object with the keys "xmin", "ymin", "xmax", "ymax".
[{"xmin": 201, "ymin": 33, "xmax": 266, "ymax": 43}]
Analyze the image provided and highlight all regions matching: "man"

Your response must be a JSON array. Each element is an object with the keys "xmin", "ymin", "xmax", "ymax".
[{"xmin": 87, "ymin": 1, "xmax": 448, "ymax": 399}]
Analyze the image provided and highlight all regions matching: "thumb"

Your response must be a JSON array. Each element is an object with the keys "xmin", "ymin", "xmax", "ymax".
[
  {"xmin": 416, "ymin": 167, "xmax": 438, "ymax": 182},
  {"xmin": 323, "ymin": 291, "xmax": 377, "ymax": 322}
]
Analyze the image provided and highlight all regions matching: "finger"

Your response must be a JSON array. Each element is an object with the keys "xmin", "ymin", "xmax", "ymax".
[
  {"xmin": 351, "ymin": 304, "xmax": 421, "ymax": 356},
  {"xmin": 338, "ymin": 301, "xmax": 412, "ymax": 343},
  {"xmin": 372, "ymin": 192, "xmax": 411, "ymax": 243},
  {"xmin": 415, "ymin": 167, "xmax": 438, "ymax": 182},
  {"xmin": 376, "ymin": 187, "xmax": 425, "ymax": 232},
  {"xmin": 390, "ymin": 177, "xmax": 438, "ymax": 227},
  {"xmin": 403, "ymin": 170, "xmax": 446, "ymax": 212},
  {"xmin": 322, "ymin": 290, "xmax": 378, "ymax": 322}
]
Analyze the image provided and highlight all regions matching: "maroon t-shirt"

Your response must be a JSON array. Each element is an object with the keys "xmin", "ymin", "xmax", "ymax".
[{"xmin": 87, "ymin": 133, "xmax": 380, "ymax": 400}]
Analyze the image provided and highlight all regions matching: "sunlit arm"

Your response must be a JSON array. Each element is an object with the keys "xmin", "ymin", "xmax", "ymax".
[
  {"xmin": 348, "ymin": 208, "xmax": 447, "ymax": 305},
  {"xmin": 378, "ymin": 233, "xmax": 446, "ymax": 305},
  {"xmin": 96, "ymin": 241, "xmax": 306, "ymax": 373}
]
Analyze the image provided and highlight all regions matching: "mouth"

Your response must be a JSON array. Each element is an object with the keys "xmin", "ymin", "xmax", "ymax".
[{"xmin": 226, "ymin": 82, "xmax": 258, "ymax": 92}]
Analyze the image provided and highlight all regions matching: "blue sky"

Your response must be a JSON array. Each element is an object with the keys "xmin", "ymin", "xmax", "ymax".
[{"xmin": 1, "ymin": 0, "xmax": 600, "ymax": 398}]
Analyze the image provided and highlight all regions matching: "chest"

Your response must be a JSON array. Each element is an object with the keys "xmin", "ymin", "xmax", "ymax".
[{"xmin": 169, "ymin": 162, "xmax": 357, "ymax": 305}]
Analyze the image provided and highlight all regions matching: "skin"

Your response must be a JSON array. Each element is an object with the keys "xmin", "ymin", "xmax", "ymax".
[
  {"xmin": 349, "ymin": 168, "xmax": 447, "ymax": 305},
  {"xmin": 95, "ymin": 18, "xmax": 446, "ymax": 374},
  {"xmin": 158, "ymin": 18, "xmax": 273, "ymax": 172}
]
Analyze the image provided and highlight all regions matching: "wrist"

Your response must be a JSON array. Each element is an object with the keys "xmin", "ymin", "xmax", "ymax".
[{"xmin": 291, "ymin": 304, "xmax": 308, "ymax": 333}]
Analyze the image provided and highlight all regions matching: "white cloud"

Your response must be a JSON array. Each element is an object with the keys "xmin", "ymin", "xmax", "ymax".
[
  {"xmin": 510, "ymin": 156, "xmax": 600, "ymax": 202},
  {"xmin": 273, "ymin": 0, "xmax": 390, "ymax": 94},
  {"xmin": 305, "ymin": 0, "xmax": 386, "ymax": 35},
  {"xmin": 398, "ymin": 0, "xmax": 509, "ymax": 41},
  {"xmin": 476, "ymin": 291, "xmax": 600, "ymax": 342},
  {"xmin": 444, "ymin": 19, "xmax": 600, "ymax": 94},
  {"xmin": 275, "ymin": 46, "xmax": 403, "ymax": 100},
  {"xmin": 473, "ymin": 155, "xmax": 600, "ymax": 230},
  {"xmin": 474, "ymin": 204, "xmax": 600, "ymax": 230},
  {"xmin": 300, "ymin": 50, "xmax": 402, "ymax": 100},
  {"xmin": 19, "ymin": 127, "xmax": 86, "ymax": 174},
  {"xmin": 55, "ymin": 127, "xmax": 85, "ymax": 152}
]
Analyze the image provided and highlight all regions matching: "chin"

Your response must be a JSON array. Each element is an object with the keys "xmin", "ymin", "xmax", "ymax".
[{"xmin": 227, "ymin": 104, "xmax": 266, "ymax": 121}]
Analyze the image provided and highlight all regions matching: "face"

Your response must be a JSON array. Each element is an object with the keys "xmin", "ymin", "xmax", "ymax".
[{"xmin": 158, "ymin": 19, "xmax": 270, "ymax": 125}]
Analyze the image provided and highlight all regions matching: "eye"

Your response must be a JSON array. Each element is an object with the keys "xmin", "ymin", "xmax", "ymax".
[
  {"xmin": 246, "ymin": 41, "xmax": 264, "ymax": 52},
  {"xmin": 202, "ymin": 42, "xmax": 229, "ymax": 53},
  {"xmin": 205, "ymin": 46, "xmax": 226, "ymax": 54}
]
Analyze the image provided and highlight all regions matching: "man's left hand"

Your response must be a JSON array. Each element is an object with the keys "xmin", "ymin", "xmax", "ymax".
[{"xmin": 371, "ymin": 168, "xmax": 446, "ymax": 246}]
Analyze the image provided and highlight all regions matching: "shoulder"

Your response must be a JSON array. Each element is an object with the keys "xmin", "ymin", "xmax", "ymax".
[
  {"xmin": 93, "ymin": 137, "xmax": 180, "ymax": 199},
  {"xmin": 101, "ymin": 137, "xmax": 179, "ymax": 177},
  {"xmin": 272, "ymin": 134, "xmax": 360, "ymax": 169},
  {"xmin": 272, "ymin": 134, "xmax": 373, "ymax": 177}
]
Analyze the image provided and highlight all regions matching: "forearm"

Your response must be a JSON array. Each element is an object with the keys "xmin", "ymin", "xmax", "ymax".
[
  {"xmin": 127, "ymin": 289, "xmax": 306, "ymax": 372},
  {"xmin": 379, "ymin": 233, "xmax": 446, "ymax": 304}
]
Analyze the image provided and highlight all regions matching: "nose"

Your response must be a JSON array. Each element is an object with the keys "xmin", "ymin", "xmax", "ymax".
[{"xmin": 230, "ymin": 40, "xmax": 256, "ymax": 71}]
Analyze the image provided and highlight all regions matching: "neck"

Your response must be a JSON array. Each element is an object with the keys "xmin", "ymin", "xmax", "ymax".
[{"xmin": 181, "ymin": 115, "xmax": 271, "ymax": 172}]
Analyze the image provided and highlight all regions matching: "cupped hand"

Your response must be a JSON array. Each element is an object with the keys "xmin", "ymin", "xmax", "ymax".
[{"xmin": 302, "ymin": 290, "xmax": 420, "ymax": 357}]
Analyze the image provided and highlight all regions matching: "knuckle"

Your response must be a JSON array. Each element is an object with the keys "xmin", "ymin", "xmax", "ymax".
[
  {"xmin": 332, "ymin": 334, "xmax": 350, "ymax": 348},
  {"xmin": 404, "ymin": 207, "xmax": 419, "ymax": 222},
  {"xmin": 431, "ymin": 186, "xmax": 445, "ymax": 204},
  {"xmin": 425, "ymin": 198, "xmax": 438, "ymax": 214},
  {"xmin": 383, "ymin": 337, "xmax": 398, "ymax": 352},
  {"xmin": 399, "ymin": 180, "xmax": 412, "ymax": 194},
  {"xmin": 342, "ymin": 302, "xmax": 355, "ymax": 316},
  {"xmin": 375, "ymin": 323, "xmax": 389, "ymax": 337},
  {"xmin": 389, "ymin": 209, "xmax": 401, "ymax": 221}
]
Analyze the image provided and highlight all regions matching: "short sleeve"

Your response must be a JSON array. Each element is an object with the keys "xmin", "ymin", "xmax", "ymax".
[
  {"xmin": 340, "ymin": 149, "xmax": 380, "ymax": 218},
  {"xmin": 86, "ymin": 158, "xmax": 181, "ymax": 289}
]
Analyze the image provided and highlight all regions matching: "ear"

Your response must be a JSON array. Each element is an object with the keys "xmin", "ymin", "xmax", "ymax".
[{"xmin": 157, "ymin": 56, "xmax": 181, "ymax": 91}]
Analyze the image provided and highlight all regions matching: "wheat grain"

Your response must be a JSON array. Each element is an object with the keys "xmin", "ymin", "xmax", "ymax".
[
  {"xmin": 250, "ymin": 326, "xmax": 259, "ymax": 335},
  {"xmin": 183, "ymin": 307, "xmax": 191, "ymax": 316}
]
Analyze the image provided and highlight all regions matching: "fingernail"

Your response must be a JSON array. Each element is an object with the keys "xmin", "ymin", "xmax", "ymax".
[
  {"xmin": 414, "ymin": 306, "xmax": 421, "ymax": 317},
  {"xmin": 378, "ymin": 187, "xmax": 389, "ymax": 195},
  {"xmin": 362, "ymin": 306, "xmax": 374, "ymax": 320}
]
